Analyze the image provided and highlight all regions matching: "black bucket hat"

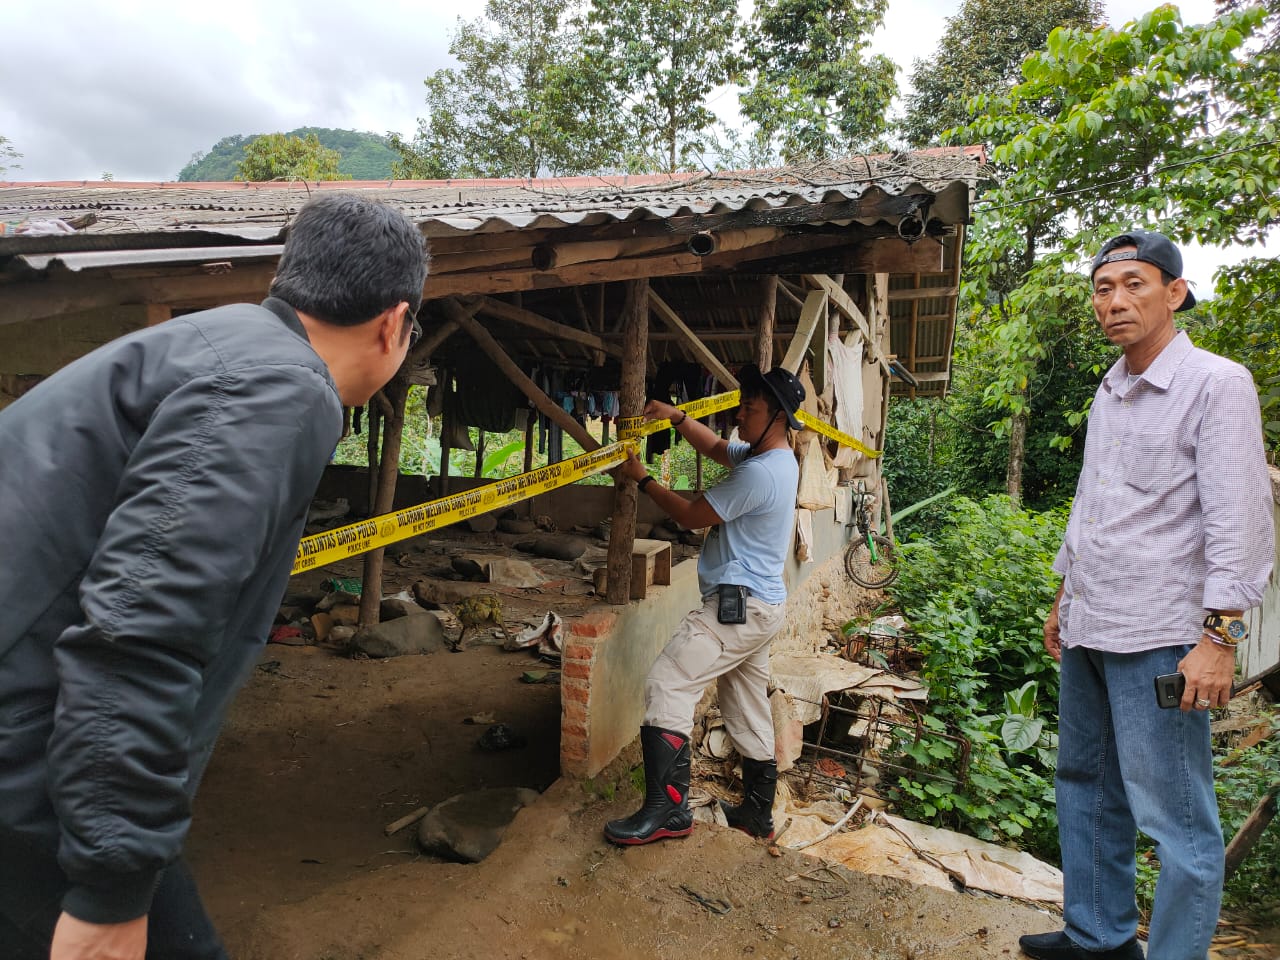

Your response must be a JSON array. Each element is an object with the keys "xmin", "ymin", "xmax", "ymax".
[
  {"xmin": 739, "ymin": 364, "xmax": 805, "ymax": 430},
  {"xmin": 1090, "ymin": 230, "xmax": 1196, "ymax": 311}
]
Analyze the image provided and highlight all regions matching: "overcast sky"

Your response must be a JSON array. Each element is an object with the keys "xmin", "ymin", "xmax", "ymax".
[{"xmin": 2, "ymin": 0, "xmax": 1249, "ymax": 289}]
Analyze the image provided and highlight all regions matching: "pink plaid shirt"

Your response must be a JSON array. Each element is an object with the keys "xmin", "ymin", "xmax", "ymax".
[{"xmin": 1055, "ymin": 332, "xmax": 1274, "ymax": 653}]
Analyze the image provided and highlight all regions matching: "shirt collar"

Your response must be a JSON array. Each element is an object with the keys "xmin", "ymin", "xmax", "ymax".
[
  {"xmin": 1102, "ymin": 330, "xmax": 1192, "ymax": 394},
  {"xmin": 261, "ymin": 296, "xmax": 312, "ymax": 343}
]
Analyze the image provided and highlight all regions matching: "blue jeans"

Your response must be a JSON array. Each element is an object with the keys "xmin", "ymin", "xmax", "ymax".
[{"xmin": 1057, "ymin": 644, "xmax": 1222, "ymax": 960}]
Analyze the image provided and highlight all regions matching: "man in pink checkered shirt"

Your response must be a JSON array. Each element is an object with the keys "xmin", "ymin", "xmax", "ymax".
[{"xmin": 1019, "ymin": 231, "xmax": 1273, "ymax": 960}]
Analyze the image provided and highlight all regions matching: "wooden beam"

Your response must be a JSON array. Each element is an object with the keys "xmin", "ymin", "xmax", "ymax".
[
  {"xmin": 737, "ymin": 236, "xmax": 947, "ymax": 277},
  {"xmin": 1, "ymin": 265, "xmax": 277, "ymax": 326},
  {"xmin": 755, "ymin": 275, "xmax": 777, "ymax": 370},
  {"xmin": 647, "ymin": 290, "xmax": 738, "ymax": 389},
  {"xmin": 780, "ymin": 289, "xmax": 827, "ymax": 374},
  {"xmin": 470, "ymin": 295, "xmax": 620, "ymax": 357},
  {"xmin": 888, "ymin": 285, "xmax": 959, "ymax": 301},
  {"xmin": 439, "ymin": 298, "xmax": 600, "ymax": 454},
  {"xmin": 804, "ymin": 274, "xmax": 869, "ymax": 341},
  {"xmin": 606, "ymin": 279, "xmax": 648, "ymax": 605}
]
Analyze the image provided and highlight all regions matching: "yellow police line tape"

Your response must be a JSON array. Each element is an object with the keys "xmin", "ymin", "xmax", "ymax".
[{"xmin": 293, "ymin": 392, "xmax": 879, "ymax": 574}]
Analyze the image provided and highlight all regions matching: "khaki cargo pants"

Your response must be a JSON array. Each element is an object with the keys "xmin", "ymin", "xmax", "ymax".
[{"xmin": 644, "ymin": 595, "xmax": 786, "ymax": 762}]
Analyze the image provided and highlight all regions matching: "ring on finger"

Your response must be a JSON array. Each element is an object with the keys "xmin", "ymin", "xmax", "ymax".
[{"xmin": 1195, "ymin": 697, "xmax": 1211, "ymax": 708}]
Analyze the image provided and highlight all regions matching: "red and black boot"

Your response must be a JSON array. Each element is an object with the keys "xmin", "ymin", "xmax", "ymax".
[
  {"xmin": 720, "ymin": 756, "xmax": 778, "ymax": 839},
  {"xmin": 603, "ymin": 726, "xmax": 694, "ymax": 845}
]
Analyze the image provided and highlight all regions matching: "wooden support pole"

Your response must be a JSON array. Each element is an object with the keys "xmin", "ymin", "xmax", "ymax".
[
  {"xmin": 474, "ymin": 431, "xmax": 485, "ymax": 479},
  {"xmin": 359, "ymin": 375, "xmax": 409, "ymax": 627},
  {"xmin": 755, "ymin": 275, "xmax": 777, "ymax": 371},
  {"xmin": 471, "ymin": 295, "xmax": 619, "ymax": 357},
  {"xmin": 605, "ymin": 279, "xmax": 649, "ymax": 605},
  {"xmin": 439, "ymin": 298, "xmax": 600, "ymax": 454},
  {"xmin": 523, "ymin": 412, "xmax": 535, "ymax": 473}
]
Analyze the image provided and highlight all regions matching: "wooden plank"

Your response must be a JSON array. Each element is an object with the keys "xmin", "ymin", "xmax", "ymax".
[
  {"xmin": 648, "ymin": 290, "xmax": 738, "ymax": 389},
  {"xmin": 1224, "ymin": 786, "xmax": 1278, "ymax": 879},
  {"xmin": 780, "ymin": 289, "xmax": 826, "ymax": 374},
  {"xmin": 888, "ymin": 285, "xmax": 959, "ymax": 302},
  {"xmin": 472, "ymin": 295, "xmax": 619, "ymax": 357},
  {"xmin": 804, "ymin": 273, "xmax": 869, "ymax": 340}
]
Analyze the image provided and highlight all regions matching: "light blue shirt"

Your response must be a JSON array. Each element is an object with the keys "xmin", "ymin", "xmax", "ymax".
[{"xmin": 698, "ymin": 441, "xmax": 799, "ymax": 605}]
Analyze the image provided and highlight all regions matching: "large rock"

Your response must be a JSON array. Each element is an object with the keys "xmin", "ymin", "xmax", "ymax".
[
  {"xmin": 516, "ymin": 535, "xmax": 588, "ymax": 562},
  {"xmin": 380, "ymin": 597, "xmax": 430, "ymax": 621},
  {"xmin": 349, "ymin": 613, "xmax": 446, "ymax": 658},
  {"xmin": 417, "ymin": 787, "xmax": 540, "ymax": 863}
]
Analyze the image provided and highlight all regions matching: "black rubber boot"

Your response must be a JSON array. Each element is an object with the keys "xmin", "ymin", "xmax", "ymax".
[
  {"xmin": 720, "ymin": 756, "xmax": 778, "ymax": 839},
  {"xmin": 603, "ymin": 726, "xmax": 694, "ymax": 845}
]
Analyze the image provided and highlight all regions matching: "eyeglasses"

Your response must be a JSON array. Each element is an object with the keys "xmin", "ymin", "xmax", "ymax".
[{"xmin": 407, "ymin": 313, "xmax": 422, "ymax": 350}]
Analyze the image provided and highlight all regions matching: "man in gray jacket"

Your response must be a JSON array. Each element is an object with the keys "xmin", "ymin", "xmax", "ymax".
[{"xmin": 0, "ymin": 193, "xmax": 427, "ymax": 960}]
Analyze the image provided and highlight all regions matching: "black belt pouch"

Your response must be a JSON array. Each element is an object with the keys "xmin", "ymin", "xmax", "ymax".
[{"xmin": 716, "ymin": 584, "xmax": 748, "ymax": 624}]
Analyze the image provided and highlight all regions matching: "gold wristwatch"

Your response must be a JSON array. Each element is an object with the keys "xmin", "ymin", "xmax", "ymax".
[{"xmin": 1203, "ymin": 613, "xmax": 1248, "ymax": 645}]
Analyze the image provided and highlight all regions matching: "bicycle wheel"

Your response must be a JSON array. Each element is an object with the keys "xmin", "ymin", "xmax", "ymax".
[{"xmin": 844, "ymin": 533, "xmax": 898, "ymax": 589}]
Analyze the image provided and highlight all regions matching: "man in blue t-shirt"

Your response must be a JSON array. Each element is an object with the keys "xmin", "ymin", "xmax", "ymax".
[{"xmin": 605, "ymin": 365, "xmax": 803, "ymax": 846}]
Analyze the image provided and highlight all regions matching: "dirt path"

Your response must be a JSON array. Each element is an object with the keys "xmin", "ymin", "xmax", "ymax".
[{"xmin": 187, "ymin": 642, "xmax": 1056, "ymax": 959}]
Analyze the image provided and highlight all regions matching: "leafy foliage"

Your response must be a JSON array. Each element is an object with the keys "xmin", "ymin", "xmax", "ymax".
[
  {"xmin": 901, "ymin": 0, "xmax": 1102, "ymax": 149},
  {"xmin": 948, "ymin": 3, "xmax": 1280, "ymax": 496},
  {"xmin": 235, "ymin": 133, "xmax": 348, "ymax": 182},
  {"xmin": 393, "ymin": 0, "xmax": 625, "ymax": 179},
  {"xmin": 178, "ymin": 128, "xmax": 396, "ymax": 181},
  {"xmin": 738, "ymin": 0, "xmax": 897, "ymax": 162},
  {"xmin": 886, "ymin": 495, "xmax": 1067, "ymax": 857},
  {"xmin": 582, "ymin": 0, "xmax": 741, "ymax": 172}
]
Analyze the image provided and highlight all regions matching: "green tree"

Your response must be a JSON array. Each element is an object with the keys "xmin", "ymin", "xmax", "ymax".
[
  {"xmin": 0, "ymin": 135, "xmax": 20, "ymax": 178},
  {"xmin": 393, "ymin": 0, "xmax": 623, "ymax": 179},
  {"xmin": 901, "ymin": 0, "xmax": 1102, "ymax": 148},
  {"xmin": 234, "ymin": 132, "xmax": 350, "ymax": 182},
  {"xmin": 739, "ymin": 0, "xmax": 897, "ymax": 162},
  {"xmin": 180, "ymin": 130, "xmax": 396, "ymax": 181},
  {"xmin": 583, "ymin": 0, "xmax": 741, "ymax": 172},
  {"xmin": 953, "ymin": 4, "xmax": 1279, "ymax": 501}
]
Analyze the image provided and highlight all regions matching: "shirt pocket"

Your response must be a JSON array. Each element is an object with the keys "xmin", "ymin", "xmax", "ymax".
[{"xmin": 1124, "ymin": 435, "xmax": 1182, "ymax": 493}]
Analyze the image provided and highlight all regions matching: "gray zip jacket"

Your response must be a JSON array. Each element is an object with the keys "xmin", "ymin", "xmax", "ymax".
[{"xmin": 0, "ymin": 298, "xmax": 342, "ymax": 923}]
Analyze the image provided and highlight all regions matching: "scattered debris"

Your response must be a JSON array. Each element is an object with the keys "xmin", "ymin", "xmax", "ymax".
[
  {"xmin": 268, "ymin": 625, "xmax": 306, "ymax": 646},
  {"xmin": 476, "ymin": 723, "xmax": 527, "ymax": 751},
  {"xmin": 454, "ymin": 594, "xmax": 511, "ymax": 652},
  {"xmin": 504, "ymin": 611, "xmax": 564, "ymax": 661},
  {"xmin": 383, "ymin": 806, "xmax": 430, "ymax": 837}
]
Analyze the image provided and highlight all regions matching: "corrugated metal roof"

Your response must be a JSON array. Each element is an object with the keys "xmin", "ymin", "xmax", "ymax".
[{"xmin": 0, "ymin": 150, "xmax": 985, "ymax": 252}]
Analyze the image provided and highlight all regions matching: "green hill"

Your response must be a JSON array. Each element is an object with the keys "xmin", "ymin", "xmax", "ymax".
[{"xmin": 178, "ymin": 127, "xmax": 398, "ymax": 181}]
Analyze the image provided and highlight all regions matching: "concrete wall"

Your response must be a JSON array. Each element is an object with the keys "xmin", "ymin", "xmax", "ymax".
[
  {"xmin": 1240, "ymin": 466, "xmax": 1280, "ymax": 685},
  {"xmin": 560, "ymin": 488, "xmax": 861, "ymax": 777}
]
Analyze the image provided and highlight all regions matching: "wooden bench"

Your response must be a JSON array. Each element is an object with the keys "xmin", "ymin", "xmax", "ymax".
[{"xmin": 592, "ymin": 538, "xmax": 674, "ymax": 599}]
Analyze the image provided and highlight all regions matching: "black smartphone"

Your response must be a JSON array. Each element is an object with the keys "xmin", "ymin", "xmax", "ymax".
[
  {"xmin": 717, "ymin": 584, "xmax": 747, "ymax": 624},
  {"xmin": 1154, "ymin": 672, "xmax": 1186, "ymax": 709}
]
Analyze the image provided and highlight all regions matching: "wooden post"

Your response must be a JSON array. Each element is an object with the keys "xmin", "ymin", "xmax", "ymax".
[
  {"xmin": 523, "ymin": 412, "xmax": 535, "ymax": 473},
  {"xmin": 439, "ymin": 371, "xmax": 451, "ymax": 498},
  {"xmin": 756, "ymin": 275, "xmax": 777, "ymax": 370},
  {"xmin": 474, "ymin": 431, "xmax": 485, "ymax": 479},
  {"xmin": 366, "ymin": 402, "xmax": 381, "ymax": 516},
  {"xmin": 605, "ymin": 279, "xmax": 649, "ymax": 605},
  {"xmin": 359, "ymin": 376, "xmax": 409, "ymax": 627}
]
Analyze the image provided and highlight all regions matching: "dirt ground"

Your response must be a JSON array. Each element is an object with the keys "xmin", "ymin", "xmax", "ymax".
[
  {"xmin": 182, "ymin": 535, "xmax": 1277, "ymax": 959},
  {"xmin": 186, "ymin": 632, "xmax": 1063, "ymax": 960}
]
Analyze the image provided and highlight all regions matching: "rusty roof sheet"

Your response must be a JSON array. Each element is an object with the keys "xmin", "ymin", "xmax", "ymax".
[{"xmin": 0, "ymin": 150, "xmax": 985, "ymax": 251}]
